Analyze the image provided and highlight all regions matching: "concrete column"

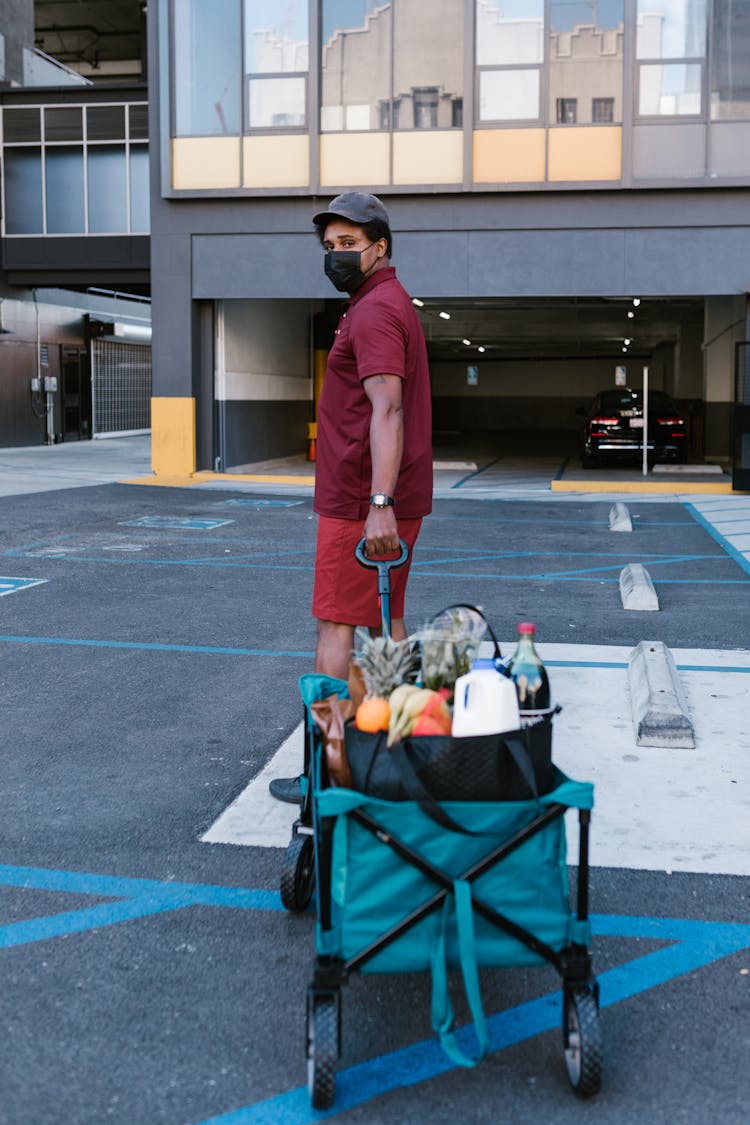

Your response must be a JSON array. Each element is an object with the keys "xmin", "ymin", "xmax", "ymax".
[{"xmin": 0, "ymin": 0, "xmax": 34, "ymax": 85}]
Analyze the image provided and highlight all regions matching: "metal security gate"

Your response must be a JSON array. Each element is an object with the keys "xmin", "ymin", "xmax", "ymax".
[
  {"xmin": 733, "ymin": 342, "xmax": 750, "ymax": 492},
  {"xmin": 91, "ymin": 339, "xmax": 152, "ymax": 437}
]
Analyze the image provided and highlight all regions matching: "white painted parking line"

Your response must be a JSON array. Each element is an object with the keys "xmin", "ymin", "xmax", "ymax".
[
  {"xmin": 201, "ymin": 723, "xmax": 301, "ymax": 847},
  {"xmin": 202, "ymin": 644, "xmax": 750, "ymax": 874},
  {"xmin": 0, "ymin": 577, "xmax": 47, "ymax": 597}
]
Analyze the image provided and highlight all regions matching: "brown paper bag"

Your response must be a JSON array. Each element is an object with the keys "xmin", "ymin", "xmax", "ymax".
[{"xmin": 310, "ymin": 694, "xmax": 356, "ymax": 788}]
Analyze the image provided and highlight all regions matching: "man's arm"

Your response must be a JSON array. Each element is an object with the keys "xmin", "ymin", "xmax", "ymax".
[{"xmin": 362, "ymin": 373, "xmax": 403, "ymax": 556}]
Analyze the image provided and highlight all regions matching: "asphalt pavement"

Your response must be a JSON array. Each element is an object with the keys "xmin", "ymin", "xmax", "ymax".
[{"xmin": 1, "ymin": 437, "xmax": 748, "ymax": 1125}]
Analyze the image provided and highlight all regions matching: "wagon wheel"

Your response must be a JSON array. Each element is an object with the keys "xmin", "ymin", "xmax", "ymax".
[
  {"xmin": 307, "ymin": 992, "xmax": 339, "ymax": 1110},
  {"xmin": 280, "ymin": 833, "xmax": 315, "ymax": 912},
  {"xmin": 563, "ymin": 987, "xmax": 603, "ymax": 1097}
]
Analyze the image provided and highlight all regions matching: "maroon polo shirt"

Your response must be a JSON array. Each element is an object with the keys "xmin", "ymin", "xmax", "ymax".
[{"xmin": 314, "ymin": 266, "xmax": 433, "ymax": 521}]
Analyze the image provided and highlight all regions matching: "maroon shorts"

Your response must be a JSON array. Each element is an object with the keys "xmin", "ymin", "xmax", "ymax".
[{"xmin": 312, "ymin": 515, "xmax": 422, "ymax": 628}]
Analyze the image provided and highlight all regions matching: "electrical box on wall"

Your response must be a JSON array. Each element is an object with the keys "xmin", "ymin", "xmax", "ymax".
[
  {"xmin": 30, "ymin": 377, "xmax": 41, "ymax": 393},
  {"xmin": 43, "ymin": 376, "xmax": 58, "ymax": 393}
]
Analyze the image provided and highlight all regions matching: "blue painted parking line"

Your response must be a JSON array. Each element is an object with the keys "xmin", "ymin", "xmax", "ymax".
[
  {"xmin": 0, "ymin": 635, "xmax": 315, "ymax": 658},
  {"xmin": 0, "ymin": 577, "xmax": 47, "ymax": 597},
  {"xmin": 686, "ymin": 503, "xmax": 750, "ymax": 578},
  {"xmin": 3, "ymin": 864, "xmax": 748, "ymax": 1123},
  {"xmin": 120, "ymin": 516, "xmax": 235, "ymax": 530},
  {"xmin": 1, "ymin": 635, "xmax": 747, "ymax": 672},
  {"xmin": 450, "ymin": 459, "xmax": 501, "ymax": 488},
  {"xmin": 0, "ymin": 864, "xmax": 280, "ymax": 950},
  {"xmin": 215, "ymin": 499, "xmax": 303, "ymax": 508},
  {"xmin": 196, "ymin": 918, "xmax": 750, "ymax": 1125}
]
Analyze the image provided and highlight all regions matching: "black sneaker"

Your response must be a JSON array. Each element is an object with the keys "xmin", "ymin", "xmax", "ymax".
[{"xmin": 269, "ymin": 775, "xmax": 303, "ymax": 805}]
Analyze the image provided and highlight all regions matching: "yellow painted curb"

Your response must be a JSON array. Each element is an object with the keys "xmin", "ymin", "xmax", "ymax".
[
  {"xmin": 123, "ymin": 475, "xmax": 197, "ymax": 487},
  {"xmin": 551, "ymin": 479, "xmax": 736, "ymax": 494},
  {"xmin": 122, "ymin": 471, "xmax": 316, "ymax": 489},
  {"xmin": 192, "ymin": 471, "xmax": 316, "ymax": 486}
]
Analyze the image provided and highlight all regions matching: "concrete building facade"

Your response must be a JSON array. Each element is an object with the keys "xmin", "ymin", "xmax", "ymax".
[{"xmin": 148, "ymin": 1, "xmax": 750, "ymax": 489}]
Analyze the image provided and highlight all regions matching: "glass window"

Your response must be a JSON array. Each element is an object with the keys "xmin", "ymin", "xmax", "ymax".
[
  {"xmin": 556, "ymin": 97, "xmax": 577, "ymax": 124},
  {"xmin": 45, "ymin": 147, "xmax": 85, "ymax": 234},
  {"xmin": 636, "ymin": 0, "xmax": 707, "ymax": 60},
  {"xmin": 87, "ymin": 105, "xmax": 126, "ymax": 141},
  {"xmin": 129, "ymin": 104, "xmax": 149, "ymax": 140},
  {"xmin": 476, "ymin": 0, "xmax": 544, "ymax": 65},
  {"xmin": 479, "ymin": 68, "xmax": 540, "ymax": 122},
  {"xmin": 549, "ymin": 0, "xmax": 623, "ymax": 125},
  {"xmin": 3, "ymin": 148, "xmax": 43, "ymax": 234},
  {"xmin": 248, "ymin": 76, "xmax": 306, "ymax": 127},
  {"xmin": 711, "ymin": 0, "xmax": 750, "ymax": 120},
  {"xmin": 245, "ymin": 0, "xmax": 308, "ymax": 72},
  {"xmin": 476, "ymin": 0, "xmax": 544, "ymax": 124},
  {"xmin": 88, "ymin": 145, "xmax": 128, "ymax": 233},
  {"xmin": 639, "ymin": 62, "xmax": 702, "ymax": 116},
  {"xmin": 130, "ymin": 146, "xmax": 150, "ymax": 232},
  {"xmin": 44, "ymin": 106, "xmax": 83, "ymax": 142},
  {"xmin": 592, "ymin": 96, "xmax": 615, "ymax": 123},
  {"xmin": 321, "ymin": 0, "xmax": 391, "ymax": 132},
  {"xmin": 393, "ymin": 0, "xmax": 463, "ymax": 130},
  {"xmin": 244, "ymin": 0, "xmax": 308, "ymax": 130},
  {"xmin": 173, "ymin": 0, "xmax": 241, "ymax": 136},
  {"xmin": 3, "ymin": 107, "xmax": 41, "ymax": 143}
]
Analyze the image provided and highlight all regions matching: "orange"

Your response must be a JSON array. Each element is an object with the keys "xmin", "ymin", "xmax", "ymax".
[{"xmin": 355, "ymin": 696, "xmax": 390, "ymax": 733}]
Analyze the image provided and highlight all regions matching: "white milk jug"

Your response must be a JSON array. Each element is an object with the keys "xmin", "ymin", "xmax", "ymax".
[{"xmin": 451, "ymin": 668, "xmax": 520, "ymax": 737}]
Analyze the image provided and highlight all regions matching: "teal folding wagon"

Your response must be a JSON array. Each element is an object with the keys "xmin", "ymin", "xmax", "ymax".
[{"xmin": 281, "ymin": 674, "xmax": 603, "ymax": 1111}]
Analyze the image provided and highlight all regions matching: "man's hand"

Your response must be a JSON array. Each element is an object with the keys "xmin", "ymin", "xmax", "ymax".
[{"xmin": 364, "ymin": 505, "xmax": 399, "ymax": 557}]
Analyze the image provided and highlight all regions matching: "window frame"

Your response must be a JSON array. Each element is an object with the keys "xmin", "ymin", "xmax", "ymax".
[
  {"xmin": 0, "ymin": 101, "xmax": 149, "ymax": 237},
  {"xmin": 634, "ymin": 0, "xmax": 708, "ymax": 122}
]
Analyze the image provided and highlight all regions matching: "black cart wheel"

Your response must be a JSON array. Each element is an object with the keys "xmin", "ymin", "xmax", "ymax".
[
  {"xmin": 563, "ymin": 987, "xmax": 602, "ymax": 1097},
  {"xmin": 307, "ymin": 993, "xmax": 339, "ymax": 1110},
  {"xmin": 280, "ymin": 833, "xmax": 315, "ymax": 912}
]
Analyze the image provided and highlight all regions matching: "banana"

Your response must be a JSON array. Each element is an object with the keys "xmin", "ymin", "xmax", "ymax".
[
  {"xmin": 389, "ymin": 687, "xmax": 437, "ymax": 744},
  {"xmin": 388, "ymin": 683, "xmax": 420, "ymax": 711},
  {"xmin": 387, "ymin": 683, "xmax": 421, "ymax": 745}
]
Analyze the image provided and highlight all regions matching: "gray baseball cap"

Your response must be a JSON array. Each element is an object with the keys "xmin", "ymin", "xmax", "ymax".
[{"xmin": 312, "ymin": 192, "xmax": 390, "ymax": 228}]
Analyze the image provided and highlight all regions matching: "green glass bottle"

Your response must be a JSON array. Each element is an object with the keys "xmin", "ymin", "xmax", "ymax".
[{"xmin": 507, "ymin": 622, "xmax": 550, "ymax": 712}]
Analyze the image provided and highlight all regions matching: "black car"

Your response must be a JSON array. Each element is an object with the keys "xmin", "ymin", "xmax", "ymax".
[{"xmin": 580, "ymin": 387, "xmax": 687, "ymax": 468}]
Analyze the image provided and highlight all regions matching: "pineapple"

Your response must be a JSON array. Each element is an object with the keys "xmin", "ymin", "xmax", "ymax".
[{"xmin": 353, "ymin": 628, "xmax": 418, "ymax": 698}]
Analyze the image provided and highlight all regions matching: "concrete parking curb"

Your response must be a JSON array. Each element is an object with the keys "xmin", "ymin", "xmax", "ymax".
[
  {"xmin": 628, "ymin": 640, "xmax": 695, "ymax": 748},
  {"xmin": 609, "ymin": 502, "xmax": 633, "ymax": 531},
  {"xmin": 620, "ymin": 563, "xmax": 659, "ymax": 610}
]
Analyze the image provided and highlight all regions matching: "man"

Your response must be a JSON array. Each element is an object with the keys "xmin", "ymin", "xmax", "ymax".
[{"xmin": 270, "ymin": 192, "xmax": 433, "ymax": 804}]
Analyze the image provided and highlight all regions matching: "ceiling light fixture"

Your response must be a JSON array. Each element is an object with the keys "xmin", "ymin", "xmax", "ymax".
[
  {"xmin": 412, "ymin": 298, "xmax": 424, "ymax": 307},
  {"xmin": 627, "ymin": 310, "xmax": 635, "ymax": 318},
  {"xmin": 477, "ymin": 346, "xmax": 485, "ymax": 353},
  {"xmin": 622, "ymin": 346, "xmax": 628, "ymax": 352},
  {"xmin": 632, "ymin": 297, "xmax": 641, "ymax": 307},
  {"xmin": 624, "ymin": 338, "xmax": 631, "ymax": 345},
  {"xmin": 439, "ymin": 311, "xmax": 451, "ymax": 320},
  {"xmin": 462, "ymin": 338, "xmax": 471, "ymax": 346}
]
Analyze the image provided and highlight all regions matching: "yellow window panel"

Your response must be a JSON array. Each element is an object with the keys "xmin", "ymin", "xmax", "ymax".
[
  {"xmin": 172, "ymin": 137, "xmax": 241, "ymax": 190},
  {"xmin": 392, "ymin": 131, "xmax": 463, "ymax": 185},
  {"xmin": 473, "ymin": 129, "xmax": 546, "ymax": 183},
  {"xmin": 547, "ymin": 126, "xmax": 622, "ymax": 182}
]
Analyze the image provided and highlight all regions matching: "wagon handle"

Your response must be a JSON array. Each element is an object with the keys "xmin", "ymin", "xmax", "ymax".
[{"xmin": 354, "ymin": 537, "xmax": 409, "ymax": 638}]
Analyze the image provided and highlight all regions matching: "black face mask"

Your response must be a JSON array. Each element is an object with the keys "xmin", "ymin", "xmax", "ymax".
[{"xmin": 324, "ymin": 243, "xmax": 376, "ymax": 293}]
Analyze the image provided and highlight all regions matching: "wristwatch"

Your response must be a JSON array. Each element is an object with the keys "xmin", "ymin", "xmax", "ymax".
[{"xmin": 369, "ymin": 493, "xmax": 394, "ymax": 509}]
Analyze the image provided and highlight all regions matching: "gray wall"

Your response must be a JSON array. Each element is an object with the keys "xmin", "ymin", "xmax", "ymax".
[{"xmin": 220, "ymin": 299, "xmax": 312, "ymax": 469}]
